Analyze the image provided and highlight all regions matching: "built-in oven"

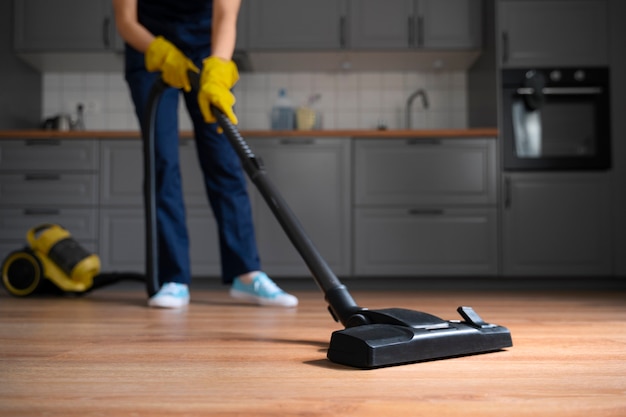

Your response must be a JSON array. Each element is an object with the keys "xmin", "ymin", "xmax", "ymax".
[{"xmin": 501, "ymin": 68, "xmax": 610, "ymax": 171}]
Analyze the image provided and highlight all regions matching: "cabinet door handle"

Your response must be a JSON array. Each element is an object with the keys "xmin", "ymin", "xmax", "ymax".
[
  {"xmin": 279, "ymin": 139, "xmax": 315, "ymax": 145},
  {"xmin": 416, "ymin": 15, "xmax": 424, "ymax": 47},
  {"xmin": 25, "ymin": 174, "xmax": 61, "ymax": 181},
  {"xmin": 516, "ymin": 87, "xmax": 603, "ymax": 96},
  {"xmin": 24, "ymin": 208, "xmax": 61, "ymax": 216},
  {"xmin": 502, "ymin": 31, "xmax": 509, "ymax": 64},
  {"xmin": 406, "ymin": 138, "xmax": 441, "ymax": 146},
  {"xmin": 408, "ymin": 209, "xmax": 445, "ymax": 216},
  {"xmin": 504, "ymin": 178, "xmax": 511, "ymax": 209},
  {"xmin": 339, "ymin": 16, "xmax": 346, "ymax": 48},
  {"xmin": 26, "ymin": 139, "xmax": 61, "ymax": 146},
  {"xmin": 103, "ymin": 17, "xmax": 111, "ymax": 48}
]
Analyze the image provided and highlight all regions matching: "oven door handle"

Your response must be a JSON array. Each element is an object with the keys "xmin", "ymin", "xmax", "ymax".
[{"xmin": 516, "ymin": 87, "xmax": 603, "ymax": 96}]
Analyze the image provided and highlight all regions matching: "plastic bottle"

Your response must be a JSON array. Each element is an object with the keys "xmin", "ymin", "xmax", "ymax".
[{"xmin": 270, "ymin": 89, "xmax": 295, "ymax": 130}]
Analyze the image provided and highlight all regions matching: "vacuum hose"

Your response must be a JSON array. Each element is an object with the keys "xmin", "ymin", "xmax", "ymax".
[{"xmin": 143, "ymin": 78, "xmax": 168, "ymax": 297}]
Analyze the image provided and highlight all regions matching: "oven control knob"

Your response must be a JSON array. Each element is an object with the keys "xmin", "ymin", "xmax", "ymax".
[
  {"xmin": 574, "ymin": 70, "xmax": 586, "ymax": 82},
  {"xmin": 550, "ymin": 70, "xmax": 562, "ymax": 82}
]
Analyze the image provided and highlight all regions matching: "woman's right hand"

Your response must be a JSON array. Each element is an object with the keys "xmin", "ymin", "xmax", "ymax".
[{"xmin": 145, "ymin": 36, "xmax": 199, "ymax": 92}]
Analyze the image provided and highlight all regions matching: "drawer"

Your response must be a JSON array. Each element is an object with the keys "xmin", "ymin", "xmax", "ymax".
[
  {"xmin": 354, "ymin": 207, "xmax": 498, "ymax": 276},
  {"xmin": 0, "ymin": 173, "xmax": 98, "ymax": 206},
  {"xmin": 0, "ymin": 208, "xmax": 99, "ymax": 241},
  {"xmin": 354, "ymin": 138, "xmax": 497, "ymax": 206},
  {"xmin": 0, "ymin": 139, "xmax": 98, "ymax": 171}
]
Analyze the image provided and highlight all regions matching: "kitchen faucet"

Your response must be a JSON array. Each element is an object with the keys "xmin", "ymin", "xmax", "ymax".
[{"xmin": 406, "ymin": 89, "xmax": 429, "ymax": 129}]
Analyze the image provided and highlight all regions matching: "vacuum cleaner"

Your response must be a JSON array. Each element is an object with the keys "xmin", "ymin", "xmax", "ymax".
[
  {"xmin": 2, "ymin": 223, "xmax": 145, "ymax": 297},
  {"xmin": 1, "ymin": 224, "xmax": 143, "ymax": 297},
  {"xmin": 170, "ymin": 72, "xmax": 511, "ymax": 369},
  {"xmin": 2, "ymin": 224, "xmax": 100, "ymax": 296}
]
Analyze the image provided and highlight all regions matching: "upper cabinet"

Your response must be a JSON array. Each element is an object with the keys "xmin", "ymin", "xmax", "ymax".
[
  {"xmin": 248, "ymin": 0, "xmax": 347, "ymax": 50},
  {"xmin": 12, "ymin": 0, "xmax": 484, "ymax": 71},
  {"xmin": 348, "ymin": 0, "xmax": 482, "ymax": 50},
  {"xmin": 498, "ymin": 0, "xmax": 609, "ymax": 67},
  {"xmin": 248, "ymin": 0, "xmax": 482, "ymax": 51},
  {"xmin": 14, "ymin": 0, "xmax": 121, "ymax": 52}
]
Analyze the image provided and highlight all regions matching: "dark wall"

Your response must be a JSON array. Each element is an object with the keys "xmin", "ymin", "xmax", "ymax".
[
  {"xmin": 0, "ymin": 2, "xmax": 41, "ymax": 128},
  {"xmin": 609, "ymin": 0, "xmax": 626, "ymax": 274}
]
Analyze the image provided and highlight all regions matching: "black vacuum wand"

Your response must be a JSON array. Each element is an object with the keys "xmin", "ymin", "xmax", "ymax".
[{"xmin": 143, "ymin": 74, "xmax": 513, "ymax": 368}]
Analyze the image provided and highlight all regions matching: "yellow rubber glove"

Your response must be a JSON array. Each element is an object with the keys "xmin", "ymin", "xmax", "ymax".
[
  {"xmin": 145, "ymin": 36, "xmax": 199, "ymax": 92},
  {"xmin": 198, "ymin": 56, "xmax": 239, "ymax": 126}
]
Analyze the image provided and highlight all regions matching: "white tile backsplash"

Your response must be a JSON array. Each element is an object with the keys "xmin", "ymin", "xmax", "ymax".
[{"xmin": 41, "ymin": 70, "xmax": 468, "ymax": 131}]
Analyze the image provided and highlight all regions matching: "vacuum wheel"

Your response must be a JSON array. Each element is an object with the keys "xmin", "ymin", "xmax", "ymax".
[{"xmin": 1, "ymin": 249, "xmax": 44, "ymax": 297}]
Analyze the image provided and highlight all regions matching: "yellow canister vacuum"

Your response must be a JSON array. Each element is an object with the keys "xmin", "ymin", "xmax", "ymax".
[{"xmin": 2, "ymin": 224, "xmax": 139, "ymax": 296}]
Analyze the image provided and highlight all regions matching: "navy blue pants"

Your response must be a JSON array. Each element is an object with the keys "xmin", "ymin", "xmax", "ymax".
[{"xmin": 124, "ymin": 47, "xmax": 260, "ymax": 285}]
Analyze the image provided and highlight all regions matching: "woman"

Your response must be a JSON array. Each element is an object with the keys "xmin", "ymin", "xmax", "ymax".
[{"xmin": 112, "ymin": 0, "xmax": 298, "ymax": 309}]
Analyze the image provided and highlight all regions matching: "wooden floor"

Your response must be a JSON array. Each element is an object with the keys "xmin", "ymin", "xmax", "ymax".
[{"xmin": 1, "ymin": 283, "xmax": 625, "ymax": 416}]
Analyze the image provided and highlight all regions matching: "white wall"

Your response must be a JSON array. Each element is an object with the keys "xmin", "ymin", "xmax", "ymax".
[{"xmin": 41, "ymin": 70, "xmax": 468, "ymax": 131}]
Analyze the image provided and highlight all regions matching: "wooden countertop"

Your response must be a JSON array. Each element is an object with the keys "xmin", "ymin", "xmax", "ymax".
[{"xmin": 0, "ymin": 128, "xmax": 498, "ymax": 139}]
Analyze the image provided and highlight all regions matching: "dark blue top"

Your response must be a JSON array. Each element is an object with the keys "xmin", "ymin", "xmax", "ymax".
[{"xmin": 138, "ymin": 0, "xmax": 213, "ymax": 56}]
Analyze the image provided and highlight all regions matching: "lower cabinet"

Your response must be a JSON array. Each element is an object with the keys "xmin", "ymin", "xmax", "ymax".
[
  {"xmin": 98, "ymin": 139, "xmax": 221, "ymax": 276},
  {"xmin": 98, "ymin": 137, "xmax": 353, "ymax": 279},
  {"xmin": 247, "ymin": 138, "xmax": 352, "ymax": 277},
  {"xmin": 353, "ymin": 138, "xmax": 499, "ymax": 276},
  {"xmin": 502, "ymin": 172, "xmax": 612, "ymax": 276},
  {"xmin": 2, "ymin": 136, "xmax": 618, "ymax": 281},
  {"xmin": 0, "ymin": 139, "xmax": 99, "ymax": 263}
]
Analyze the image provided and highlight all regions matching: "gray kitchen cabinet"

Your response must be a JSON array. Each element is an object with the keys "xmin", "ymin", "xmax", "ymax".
[
  {"xmin": 247, "ymin": 0, "xmax": 347, "ymax": 50},
  {"xmin": 247, "ymin": 137, "xmax": 352, "ymax": 277},
  {"xmin": 0, "ymin": 139, "xmax": 100, "ymax": 262},
  {"xmin": 98, "ymin": 139, "xmax": 221, "ymax": 276},
  {"xmin": 14, "ymin": 0, "xmax": 121, "ymax": 52},
  {"xmin": 348, "ymin": 0, "xmax": 482, "ymax": 50},
  {"xmin": 498, "ymin": 0, "xmax": 609, "ymax": 67},
  {"xmin": 353, "ymin": 138, "xmax": 498, "ymax": 276},
  {"xmin": 502, "ymin": 172, "xmax": 612, "ymax": 276},
  {"xmin": 98, "ymin": 140, "xmax": 143, "ymax": 272}
]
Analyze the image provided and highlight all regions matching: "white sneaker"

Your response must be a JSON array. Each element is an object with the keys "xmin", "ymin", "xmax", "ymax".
[
  {"xmin": 148, "ymin": 282, "xmax": 190, "ymax": 309},
  {"xmin": 230, "ymin": 272, "xmax": 298, "ymax": 308}
]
